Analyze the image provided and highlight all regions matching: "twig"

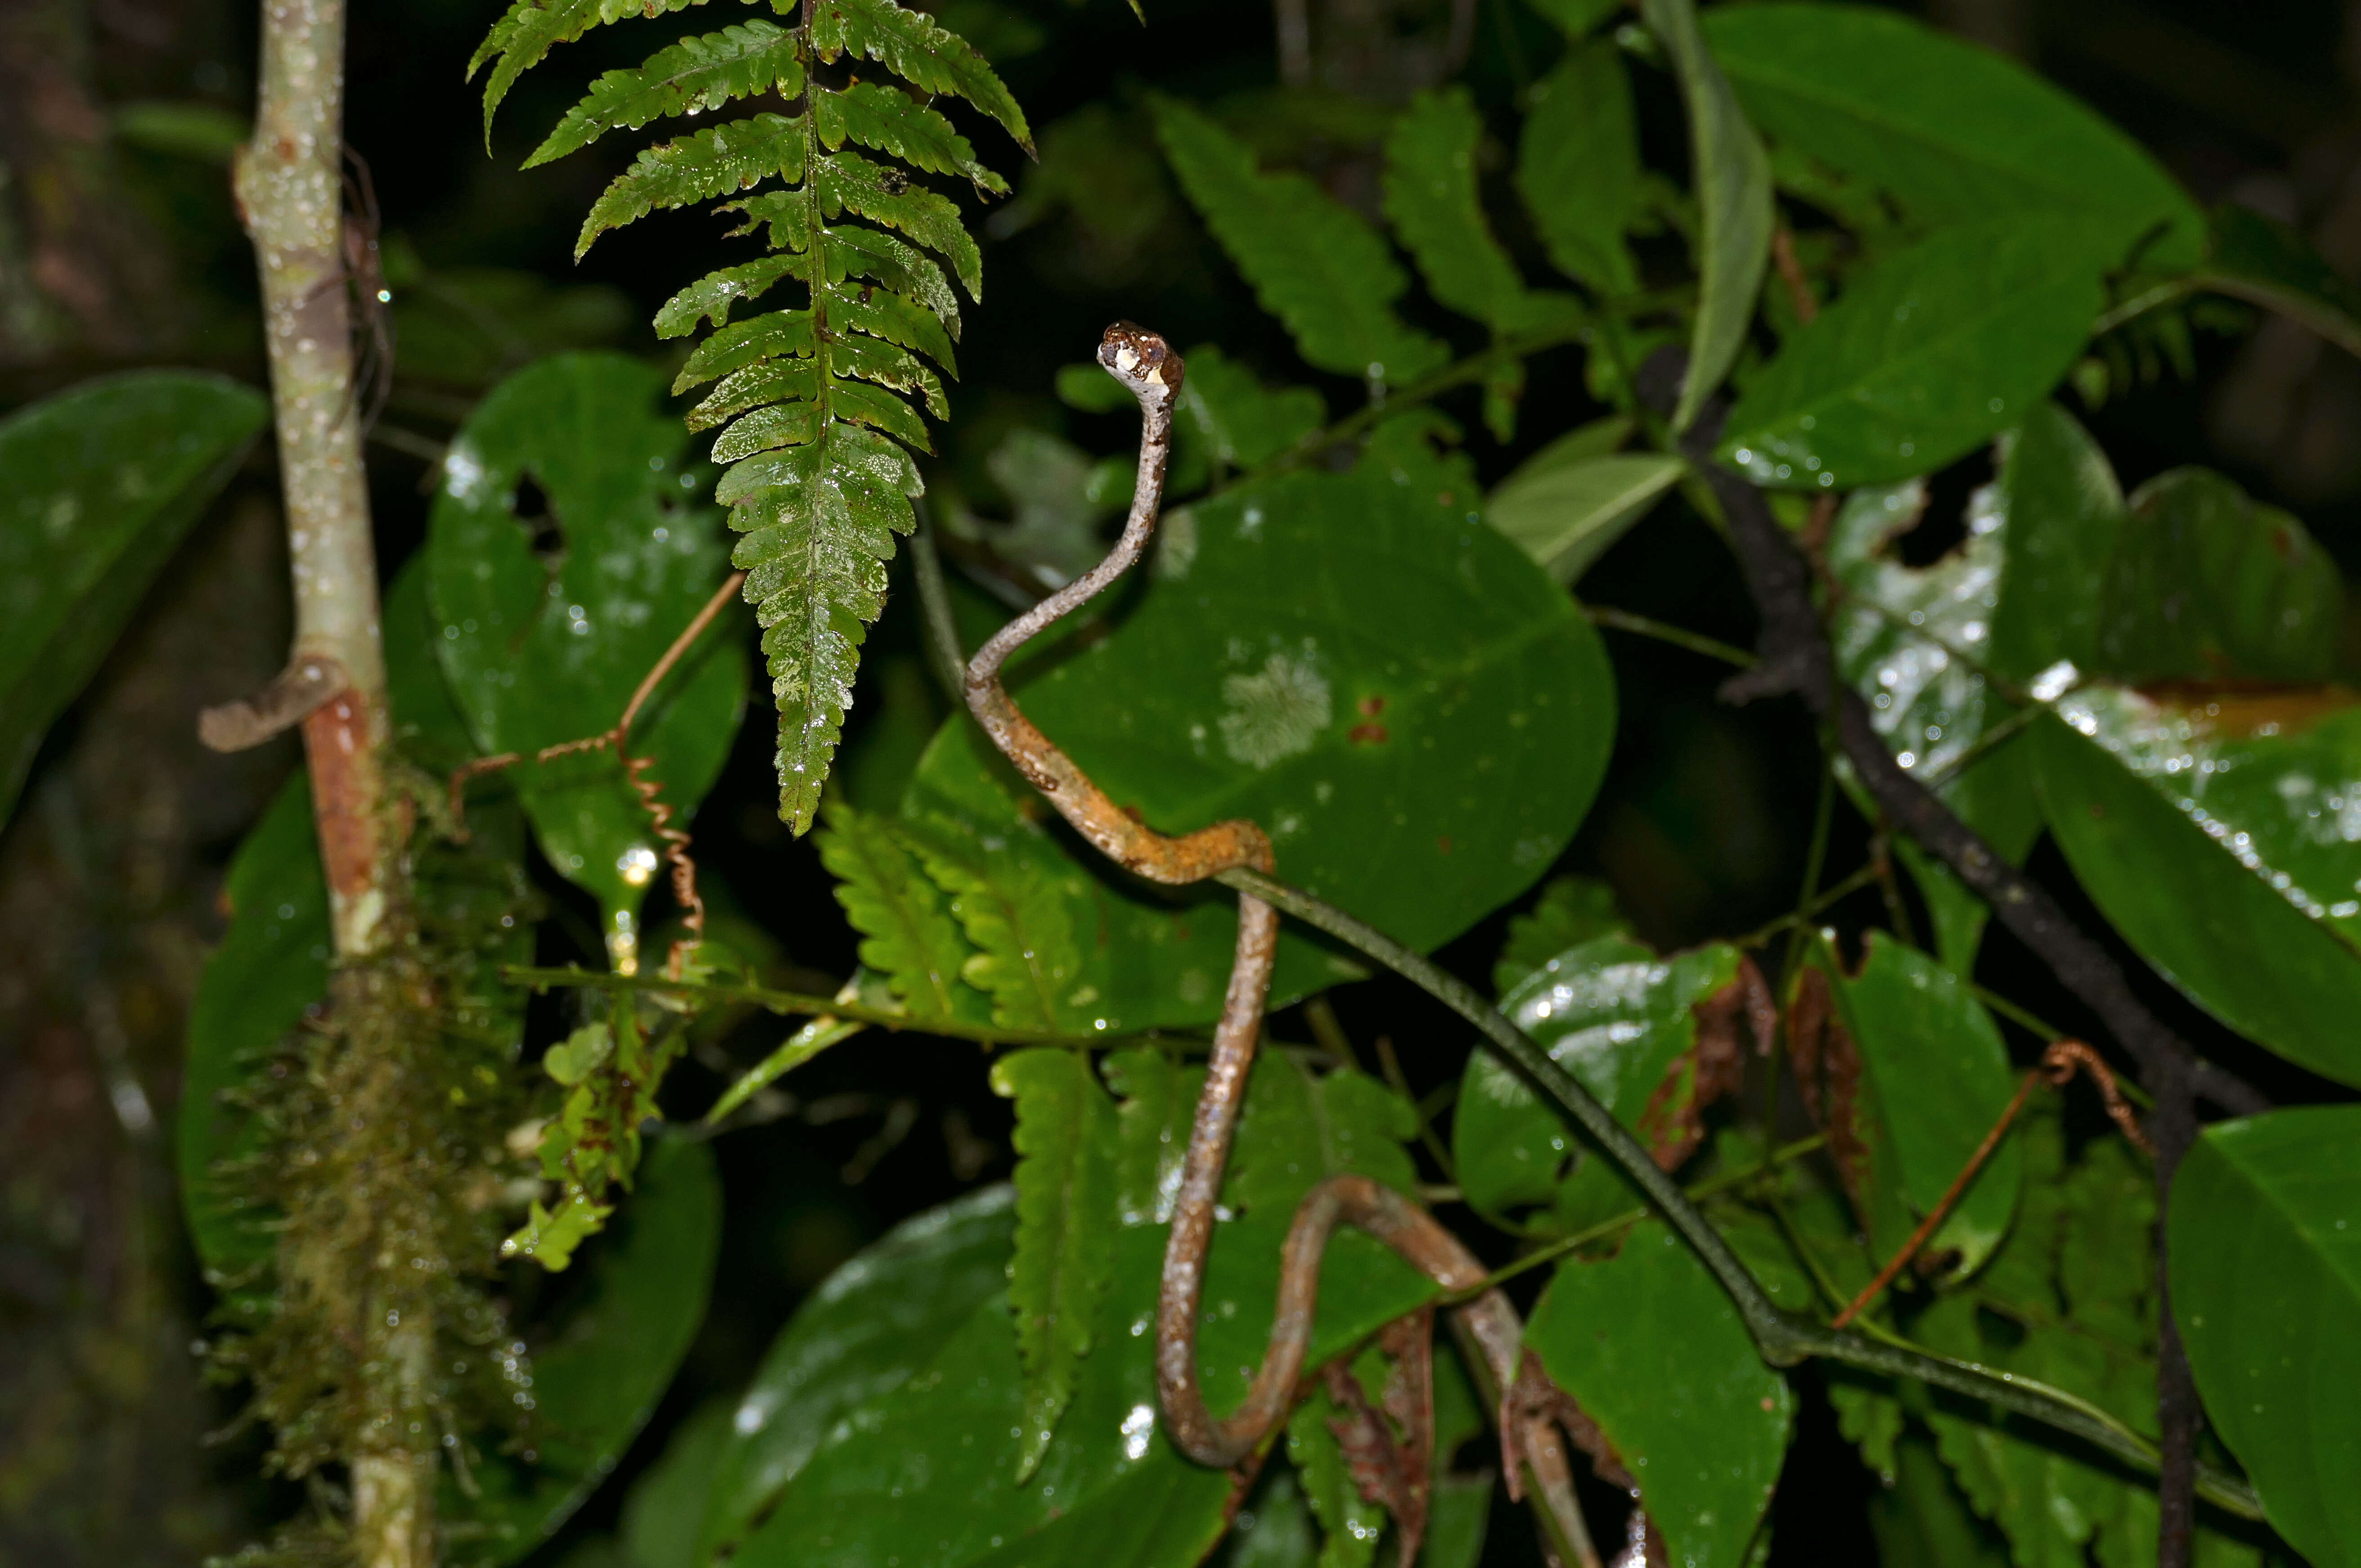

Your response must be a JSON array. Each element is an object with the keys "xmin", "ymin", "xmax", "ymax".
[
  {"xmin": 1214, "ymin": 863, "xmax": 2265, "ymax": 1522},
  {"xmin": 1634, "ymin": 349, "xmax": 2266, "ymax": 1566},
  {"xmin": 1771, "ymin": 227, "xmax": 1817, "ymax": 324}
]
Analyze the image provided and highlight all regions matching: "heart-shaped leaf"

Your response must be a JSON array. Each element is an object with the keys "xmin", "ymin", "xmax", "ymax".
[{"xmin": 428, "ymin": 351, "xmax": 747, "ymax": 970}]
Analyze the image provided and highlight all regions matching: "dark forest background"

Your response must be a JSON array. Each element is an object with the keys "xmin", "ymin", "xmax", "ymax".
[{"xmin": 1, "ymin": 0, "xmax": 2353, "ymax": 1561}]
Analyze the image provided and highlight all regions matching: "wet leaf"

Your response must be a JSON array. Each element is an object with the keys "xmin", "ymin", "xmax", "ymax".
[
  {"xmin": 622, "ymin": 1397, "xmax": 735, "ymax": 1568},
  {"xmin": 723, "ymin": 1213, "xmax": 1435, "ymax": 1568},
  {"xmin": 1102, "ymin": 1047, "xmax": 1202, "ymax": 1227},
  {"xmin": 2170, "ymin": 1106, "xmax": 2361, "ymax": 1568},
  {"xmin": 1717, "ymin": 218, "xmax": 2107, "ymax": 490},
  {"xmin": 1223, "ymin": 1050, "xmax": 1420, "ymax": 1222},
  {"xmin": 1866, "ymin": 1435, "xmax": 2011, "ymax": 1568},
  {"xmin": 1640, "ymin": 0, "xmax": 1774, "ymax": 431},
  {"xmin": 2202, "ymin": 202, "xmax": 2361, "ymax": 360},
  {"xmin": 696, "ymin": 1187, "xmax": 1019, "ymax": 1563},
  {"xmin": 1516, "ymin": 38, "xmax": 1641, "ymax": 297},
  {"xmin": 450, "ymin": 1137, "xmax": 722, "ymax": 1567},
  {"xmin": 1493, "ymin": 874, "xmax": 1630, "ymax": 994},
  {"xmin": 1179, "ymin": 345, "xmax": 1327, "ymax": 472},
  {"xmin": 1700, "ymin": 3, "xmax": 2205, "ymax": 270},
  {"xmin": 899, "ymin": 461, "xmax": 1613, "ymax": 1031},
  {"xmin": 1525, "ymin": 1221, "xmax": 1794, "ymax": 1568},
  {"xmin": 428, "ymin": 351, "xmax": 747, "ymax": 969},
  {"xmin": 1287, "ymin": 1353, "xmax": 1389, "ymax": 1568},
  {"xmin": 993, "ymin": 1048, "xmax": 1123, "ymax": 1478},
  {"xmin": 1453, "ymin": 936, "xmax": 1741, "ymax": 1226},
  {"xmin": 817, "ymin": 801, "xmax": 989, "ymax": 1022},
  {"xmin": 1980, "ymin": 401, "xmax": 2125, "ymax": 689},
  {"xmin": 1808, "ymin": 934, "xmax": 2024, "ymax": 1280},
  {"xmin": 1488, "ymin": 451, "xmax": 1686, "ymax": 584},
  {"xmin": 0, "ymin": 368, "xmax": 265, "ymax": 827}
]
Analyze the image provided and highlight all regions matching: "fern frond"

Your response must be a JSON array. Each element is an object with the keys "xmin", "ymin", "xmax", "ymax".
[
  {"xmin": 577, "ymin": 113, "xmax": 807, "ymax": 257},
  {"xmin": 814, "ymin": 83, "xmax": 1010, "ymax": 197},
  {"xmin": 654, "ymin": 255, "xmax": 801, "ymax": 339},
  {"xmin": 1382, "ymin": 86, "xmax": 1581, "ymax": 334},
  {"xmin": 721, "ymin": 426, "xmax": 919, "ymax": 831},
  {"xmin": 900, "ymin": 817, "xmax": 1083, "ymax": 1032},
  {"xmin": 1151, "ymin": 94, "xmax": 1448, "ymax": 386},
  {"xmin": 469, "ymin": 0, "xmax": 711, "ymax": 142},
  {"xmin": 817, "ymin": 801, "xmax": 984, "ymax": 1020},
  {"xmin": 809, "ymin": 0, "xmax": 1034, "ymax": 153},
  {"xmin": 486, "ymin": 0, "xmax": 1022, "ymax": 828},
  {"xmin": 811, "ymin": 151, "xmax": 984, "ymax": 297},
  {"xmin": 526, "ymin": 21, "xmax": 805, "ymax": 168}
]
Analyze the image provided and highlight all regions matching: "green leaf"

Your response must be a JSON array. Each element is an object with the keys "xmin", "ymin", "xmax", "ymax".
[
  {"xmin": 724, "ymin": 422, "xmax": 921, "ymax": 833},
  {"xmin": 696, "ymin": 1187, "xmax": 1019, "ymax": 1563},
  {"xmin": 1382, "ymin": 86, "xmax": 1579, "ymax": 335},
  {"xmin": 2201, "ymin": 202, "xmax": 2361, "ymax": 360},
  {"xmin": 526, "ymin": 21, "xmax": 804, "ymax": 168},
  {"xmin": 428, "ymin": 352, "xmax": 747, "ymax": 962},
  {"xmin": 900, "ymin": 459, "xmax": 1614, "ymax": 1031},
  {"xmin": 447, "ymin": 1137, "xmax": 722, "ymax": 1567},
  {"xmin": 814, "ymin": 81, "xmax": 1010, "ymax": 197},
  {"xmin": 1494, "ymin": 874, "xmax": 1629, "ymax": 993},
  {"xmin": 577, "ymin": 113, "xmax": 807, "ymax": 258},
  {"xmin": 1222, "ymin": 1051, "xmax": 1420, "ymax": 1222},
  {"xmin": 2093, "ymin": 469, "xmax": 2341, "ymax": 683},
  {"xmin": 1825, "ymin": 474, "xmax": 2042, "ymax": 972},
  {"xmin": 993, "ymin": 1048, "xmax": 1123, "ymax": 1479},
  {"xmin": 1287, "ymin": 1354, "xmax": 1388, "ymax": 1568},
  {"xmin": 817, "ymin": 801, "xmax": 987, "ymax": 1020},
  {"xmin": 812, "ymin": 148, "xmax": 985, "ymax": 300},
  {"xmin": 726, "ymin": 1215, "xmax": 1431, "ymax": 1568},
  {"xmin": 1698, "ymin": 2, "xmax": 2206, "ymax": 271},
  {"xmin": 0, "ymin": 369, "xmax": 265, "ymax": 827},
  {"xmin": 1867, "ymin": 1436, "xmax": 2012, "ymax": 1568},
  {"xmin": 1454, "ymin": 936, "xmax": 1741, "ymax": 1224},
  {"xmin": 2170, "ymin": 1106, "xmax": 2361, "ymax": 1568},
  {"xmin": 1639, "ymin": 0, "xmax": 1773, "ymax": 431},
  {"xmin": 1153, "ymin": 96, "xmax": 1450, "ymax": 386},
  {"xmin": 1488, "ymin": 452, "xmax": 1685, "ymax": 584},
  {"xmin": 470, "ymin": 0, "xmax": 711, "ymax": 141},
  {"xmin": 1811, "ymin": 934, "xmax": 2024, "ymax": 1278},
  {"xmin": 1717, "ymin": 218, "xmax": 2107, "ymax": 490},
  {"xmin": 905, "ymin": 813, "xmax": 1090, "ymax": 1029},
  {"xmin": 1180, "ymin": 344, "xmax": 1327, "ymax": 471},
  {"xmin": 179, "ymin": 776, "xmax": 329, "ymax": 1321},
  {"xmin": 1101, "ymin": 1047, "xmax": 1203, "ymax": 1227},
  {"xmin": 1515, "ymin": 39, "xmax": 1640, "ymax": 296},
  {"xmin": 1981, "ymin": 400, "xmax": 2126, "ymax": 689},
  {"xmin": 622, "ymin": 1397, "xmax": 735, "ymax": 1568},
  {"xmin": 1525, "ymin": 1222, "xmax": 1794, "ymax": 1568},
  {"xmin": 809, "ymin": 0, "xmax": 1033, "ymax": 154}
]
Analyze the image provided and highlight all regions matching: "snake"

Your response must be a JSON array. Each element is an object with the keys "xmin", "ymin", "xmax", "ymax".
[{"xmin": 959, "ymin": 322, "xmax": 1604, "ymax": 1567}]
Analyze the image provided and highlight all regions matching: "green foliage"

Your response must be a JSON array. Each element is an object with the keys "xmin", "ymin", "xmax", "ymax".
[
  {"xmin": 428, "ymin": 352, "xmax": 746, "ymax": 965},
  {"xmin": 1700, "ymin": 2, "xmax": 2206, "ymax": 269},
  {"xmin": 818, "ymin": 802, "xmax": 989, "ymax": 1021},
  {"xmin": 993, "ymin": 1047, "xmax": 1121, "ymax": 1478},
  {"xmin": 0, "ymin": 370, "xmax": 264, "ymax": 827},
  {"xmin": 1719, "ymin": 218, "xmax": 2109, "ymax": 489},
  {"xmin": 1382, "ymin": 87, "xmax": 1578, "ymax": 336},
  {"xmin": 1516, "ymin": 40, "xmax": 1641, "ymax": 296},
  {"xmin": 1525, "ymin": 1221, "xmax": 1794, "ymax": 1568},
  {"xmin": 481, "ymin": 0, "xmax": 1025, "ymax": 831},
  {"xmin": 2171, "ymin": 1107, "xmax": 2361, "ymax": 1568},
  {"xmin": 1153, "ymin": 97, "xmax": 1448, "ymax": 386}
]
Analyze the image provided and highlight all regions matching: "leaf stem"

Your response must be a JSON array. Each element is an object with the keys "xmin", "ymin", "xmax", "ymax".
[{"xmin": 1583, "ymin": 604, "xmax": 1753, "ymax": 667}]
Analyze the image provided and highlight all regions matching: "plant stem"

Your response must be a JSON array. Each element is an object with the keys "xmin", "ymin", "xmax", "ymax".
[
  {"xmin": 235, "ymin": 0, "xmax": 391, "ymax": 959},
  {"xmin": 1583, "ymin": 604, "xmax": 1754, "ymax": 667},
  {"xmin": 1214, "ymin": 864, "xmax": 2265, "ymax": 1523},
  {"xmin": 237, "ymin": 4, "xmax": 423, "ymax": 1559}
]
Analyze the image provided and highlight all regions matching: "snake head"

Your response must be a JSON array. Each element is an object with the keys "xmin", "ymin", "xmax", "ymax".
[{"xmin": 1098, "ymin": 321, "xmax": 1184, "ymax": 404}]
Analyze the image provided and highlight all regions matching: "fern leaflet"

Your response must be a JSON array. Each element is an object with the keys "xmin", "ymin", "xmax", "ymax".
[
  {"xmin": 1382, "ymin": 86, "xmax": 1580, "ymax": 335},
  {"xmin": 477, "ymin": 0, "xmax": 1027, "ymax": 831},
  {"xmin": 817, "ymin": 802, "xmax": 986, "ymax": 1021}
]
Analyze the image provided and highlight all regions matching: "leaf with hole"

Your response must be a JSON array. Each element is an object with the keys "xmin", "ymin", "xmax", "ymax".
[
  {"xmin": 2170, "ymin": 1106, "xmax": 2361, "ymax": 1568},
  {"xmin": 1718, "ymin": 218, "xmax": 2109, "ymax": 490},
  {"xmin": 0, "ymin": 369, "xmax": 265, "ymax": 828},
  {"xmin": 895, "ymin": 460, "xmax": 1614, "ymax": 1032},
  {"xmin": 429, "ymin": 352, "xmax": 747, "ymax": 966}
]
